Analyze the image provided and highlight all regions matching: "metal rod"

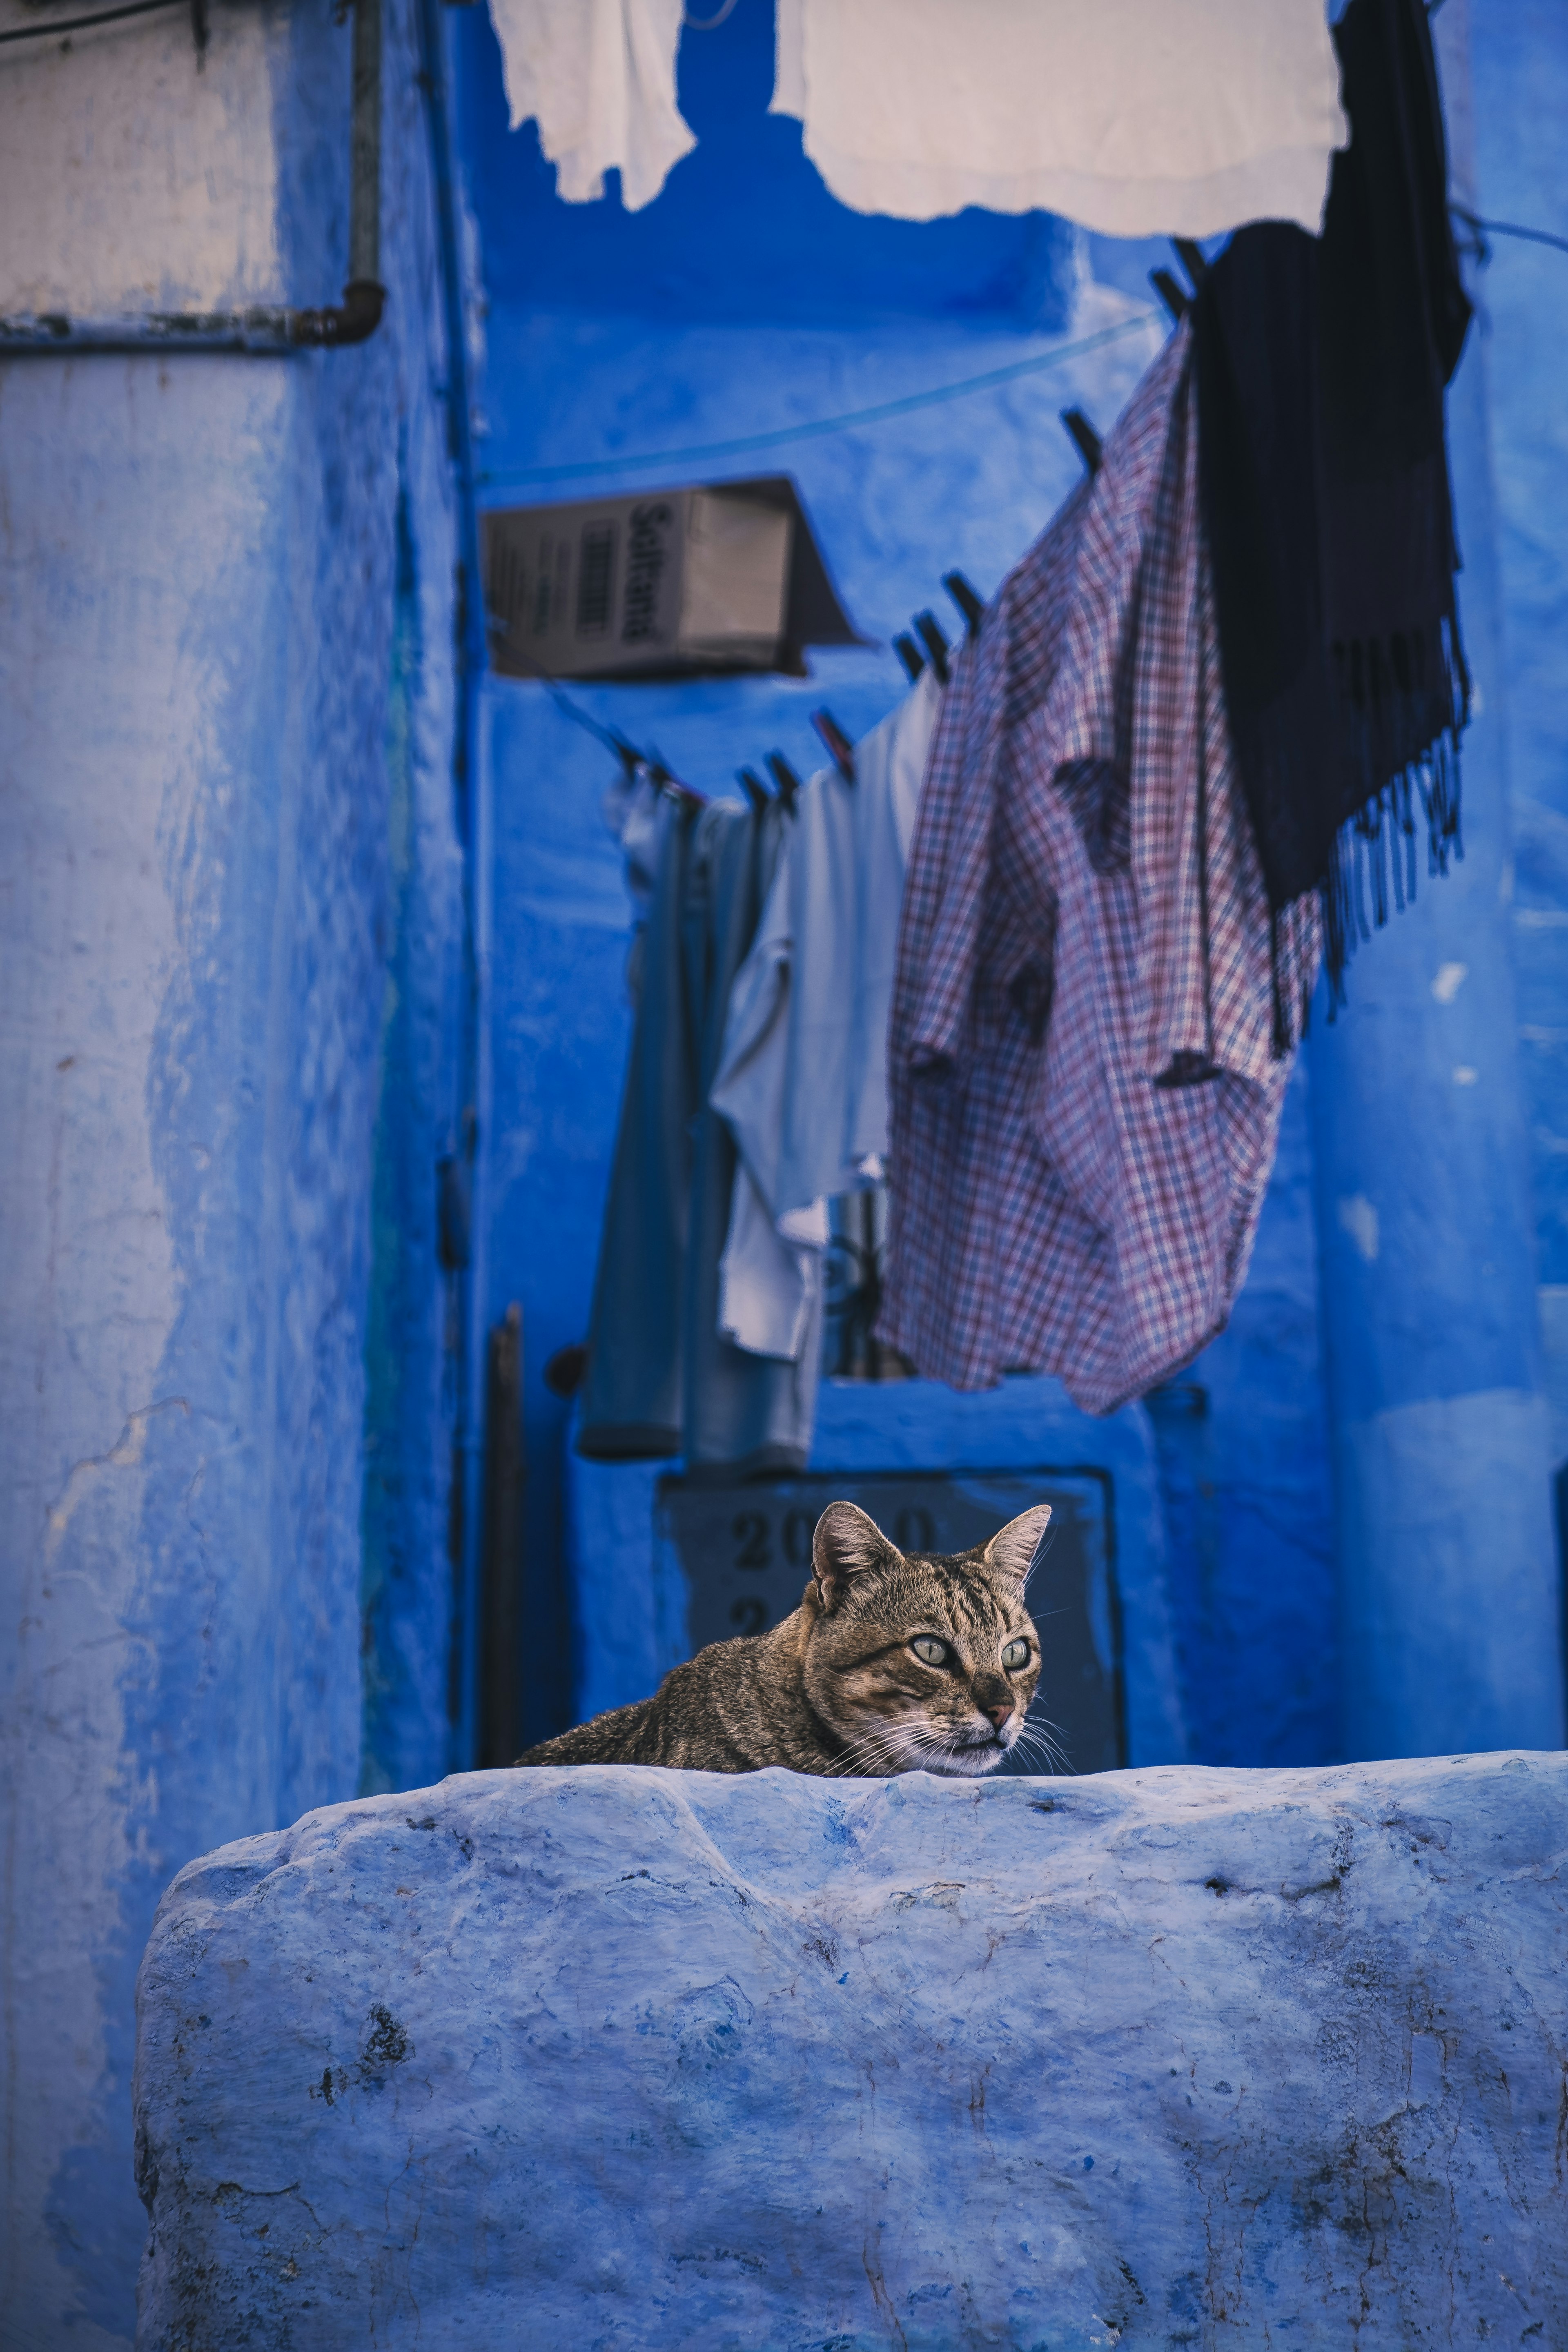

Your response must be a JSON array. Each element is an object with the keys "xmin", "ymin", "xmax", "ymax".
[
  {"xmin": 347, "ymin": 0, "xmax": 380, "ymax": 289},
  {"xmin": 0, "ymin": 0, "xmax": 384, "ymax": 354},
  {"xmin": 0, "ymin": 0, "xmax": 181, "ymax": 44}
]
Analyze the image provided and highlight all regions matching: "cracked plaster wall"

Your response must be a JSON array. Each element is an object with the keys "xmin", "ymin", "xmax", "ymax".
[{"xmin": 0, "ymin": 2, "xmax": 467, "ymax": 2340}]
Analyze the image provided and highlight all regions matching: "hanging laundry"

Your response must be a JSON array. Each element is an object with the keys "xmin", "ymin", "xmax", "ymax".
[
  {"xmin": 577, "ymin": 780, "xmax": 693, "ymax": 1460},
  {"xmin": 710, "ymin": 673, "xmax": 943, "ymax": 1370},
  {"xmin": 879, "ymin": 326, "xmax": 1314, "ymax": 1413},
  {"xmin": 682, "ymin": 797, "xmax": 824, "ymax": 1479},
  {"xmin": 487, "ymin": 0, "xmax": 695, "ymax": 212},
  {"xmin": 577, "ymin": 782, "xmax": 820, "ymax": 1475},
  {"xmin": 1193, "ymin": 0, "xmax": 1471, "ymax": 1003},
  {"xmin": 771, "ymin": 0, "xmax": 1346, "ymax": 241}
]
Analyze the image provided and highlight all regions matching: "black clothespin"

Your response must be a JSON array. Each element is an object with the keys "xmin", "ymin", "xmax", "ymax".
[
  {"xmin": 893, "ymin": 631, "xmax": 926, "ymax": 684},
  {"xmin": 913, "ymin": 610, "xmax": 951, "ymax": 687},
  {"xmin": 765, "ymin": 752, "xmax": 802, "ymax": 813},
  {"xmin": 811, "ymin": 708, "xmax": 856, "ymax": 785},
  {"xmin": 1172, "ymin": 237, "xmax": 1209, "ymax": 292},
  {"xmin": 942, "ymin": 570, "xmax": 985, "ymax": 639},
  {"xmin": 649, "ymin": 755, "xmax": 704, "ymax": 814},
  {"xmin": 1061, "ymin": 407, "xmax": 1103, "ymax": 477},
  {"xmin": 737, "ymin": 766, "xmax": 770, "ymax": 816},
  {"xmin": 1149, "ymin": 267, "xmax": 1191, "ymax": 323}
]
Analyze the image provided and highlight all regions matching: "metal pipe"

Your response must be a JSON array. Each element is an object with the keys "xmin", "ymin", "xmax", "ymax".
[
  {"xmin": 0, "ymin": 0, "xmax": 384, "ymax": 355},
  {"xmin": 414, "ymin": 0, "xmax": 490, "ymax": 1766}
]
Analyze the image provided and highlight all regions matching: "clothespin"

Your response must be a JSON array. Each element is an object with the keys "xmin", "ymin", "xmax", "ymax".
[
  {"xmin": 1149, "ymin": 267, "xmax": 1191, "ymax": 323},
  {"xmin": 1172, "ymin": 237, "xmax": 1209, "ymax": 292},
  {"xmin": 913, "ymin": 610, "xmax": 951, "ymax": 687},
  {"xmin": 811, "ymin": 708, "xmax": 856, "ymax": 785},
  {"xmin": 737, "ymin": 766, "xmax": 770, "ymax": 816},
  {"xmin": 942, "ymin": 570, "xmax": 985, "ymax": 639},
  {"xmin": 893, "ymin": 632, "xmax": 927, "ymax": 684},
  {"xmin": 765, "ymin": 752, "xmax": 802, "ymax": 813},
  {"xmin": 1060, "ymin": 407, "xmax": 1103, "ymax": 477},
  {"xmin": 649, "ymin": 756, "xmax": 704, "ymax": 814}
]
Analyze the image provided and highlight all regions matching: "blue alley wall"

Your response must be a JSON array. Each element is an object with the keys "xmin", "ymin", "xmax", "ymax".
[
  {"xmin": 0, "ymin": 2, "xmax": 473, "ymax": 2336},
  {"xmin": 456, "ymin": 0, "xmax": 1339, "ymax": 1765},
  {"xmin": 1300, "ymin": 0, "xmax": 1564, "ymax": 1761},
  {"xmin": 1468, "ymin": 9, "xmax": 1568, "ymax": 1487}
]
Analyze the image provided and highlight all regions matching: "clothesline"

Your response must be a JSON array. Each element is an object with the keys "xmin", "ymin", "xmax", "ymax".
[
  {"xmin": 507, "ymin": 575, "xmax": 979, "ymax": 814},
  {"xmin": 477, "ymin": 315, "xmax": 1157, "ymax": 488},
  {"xmin": 479, "ymin": 204, "xmax": 1563, "ymax": 495}
]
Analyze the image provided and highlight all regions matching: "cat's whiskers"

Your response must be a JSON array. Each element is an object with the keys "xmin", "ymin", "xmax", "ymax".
[
  {"xmin": 828, "ymin": 1719, "xmax": 929, "ymax": 1778},
  {"xmin": 829, "ymin": 1708, "xmax": 968, "ymax": 1778},
  {"xmin": 1009, "ymin": 1711, "xmax": 1072, "ymax": 1775}
]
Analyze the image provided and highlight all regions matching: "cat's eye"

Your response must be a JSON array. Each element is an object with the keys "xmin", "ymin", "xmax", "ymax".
[
  {"xmin": 1002, "ymin": 1637, "xmax": 1031, "ymax": 1671},
  {"xmin": 911, "ymin": 1636, "xmax": 950, "ymax": 1668}
]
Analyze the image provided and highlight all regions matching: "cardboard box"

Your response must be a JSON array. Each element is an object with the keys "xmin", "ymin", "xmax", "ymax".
[{"xmin": 482, "ymin": 474, "xmax": 865, "ymax": 683}]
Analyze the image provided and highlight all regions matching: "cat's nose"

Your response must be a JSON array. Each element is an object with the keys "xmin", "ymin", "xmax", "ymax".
[{"xmin": 983, "ymin": 1702, "xmax": 1012, "ymax": 1731}]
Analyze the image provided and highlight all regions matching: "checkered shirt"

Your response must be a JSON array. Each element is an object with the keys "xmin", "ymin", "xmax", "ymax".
[{"xmin": 879, "ymin": 325, "xmax": 1319, "ymax": 1413}]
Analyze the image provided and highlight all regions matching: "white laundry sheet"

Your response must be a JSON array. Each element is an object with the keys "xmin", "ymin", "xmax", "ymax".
[
  {"xmin": 711, "ymin": 670, "xmax": 940, "ymax": 1361},
  {"xmin": 772, "ymin": 0, "xmax": 1347, "ymax": 238},
  {"xmin": 487, "ymin": 0, "xmax": 694, "ymax": 211},
  {"xmin": 486, "ymin": 0, "xmax": 1345, "ymax": 235}
]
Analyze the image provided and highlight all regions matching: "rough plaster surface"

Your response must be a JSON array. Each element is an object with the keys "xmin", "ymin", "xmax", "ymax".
[
  {"xmin": 1304, "ymin": 3, "xmax": 1564, "ymax": 1760},
  {"xmin": 0, "ymin": 0, "xmax": 466, "ymax": 2337},
  {"xmin": 135, "ymin": 1752, "xmax": 1568, "ymax": 2350},
  {"xmin": 0, "ymin": 4, "xmax": 282, "ymax": 314},
  {"xmin": 1465, "ymin": 6, "xmax": 1568, "ymax": 1446}
]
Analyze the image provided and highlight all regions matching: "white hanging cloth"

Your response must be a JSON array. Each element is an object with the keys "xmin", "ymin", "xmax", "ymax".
[
  {"xmin": 771, "ymin": 0, "xmax": 1348, "ymax": 239},
  {"xmin": 711, "ymin": 671, "xmax": 941, "ymax": 1361},
  {"xmin": 487, "ymin": 0, "xmax": 695, "ymax": 212}
]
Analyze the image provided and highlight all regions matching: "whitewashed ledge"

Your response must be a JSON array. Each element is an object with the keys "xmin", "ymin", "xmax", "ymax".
[{"xmin": 134, "ymin": 1754, "xmax": 1568, "ymax": 2351}]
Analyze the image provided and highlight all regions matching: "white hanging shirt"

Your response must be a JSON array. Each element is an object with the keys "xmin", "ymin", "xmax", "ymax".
[
  {"xmin": 710, "ymin": 672, "xmax": 941, "ymax": 1358},
  {"xmin": 487, "ymin": 0, "xmax": 695, "ymax": 212},
  {"xmin": 771, "ymin": 0, "xmax": 1348, "ymax": 239}
]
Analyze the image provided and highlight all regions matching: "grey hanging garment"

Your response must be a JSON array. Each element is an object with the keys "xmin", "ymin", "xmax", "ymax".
[
  {"xmin": 682, "ymin": 796, "xmax": 822, "ymax": 1481},
  {"xmin": 577, "ymin": 795, "xmax": 700, "ymax": 1461}
]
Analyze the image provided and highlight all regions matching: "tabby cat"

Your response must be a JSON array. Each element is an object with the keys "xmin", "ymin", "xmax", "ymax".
[{"xmin": 514, "ymin": 1499, "xmax": 1050, "ymax": 1778}]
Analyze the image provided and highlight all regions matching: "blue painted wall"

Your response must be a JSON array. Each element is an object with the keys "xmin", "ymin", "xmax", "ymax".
[
  {"xmin": 455, "ymin": 0, "xmax": 1339, "ymax": 1764},
  {"xmin": 1303, "ymin": 0, "xmax": 1565, "ymax": 1760},
  {"xmin": 4, "ymin": 1, "xmax": 1561, "ymax": 2335},
  {"xmin": 0, "ymin": 1, "xmax": 474, "ymax": 2335},
  {"xmin": 1466, "ymin": 7, "xmax": 1568, "ymax": 1493}
]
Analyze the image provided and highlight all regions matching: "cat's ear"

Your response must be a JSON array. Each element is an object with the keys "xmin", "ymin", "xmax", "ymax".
[
  {"xmin": 984, "ymin": 1504, "xmax": 1052, "ymax": 1593},
  {"xmin": 811, "ymin": 1501, "xmax": 900, "ymax": 1613}
]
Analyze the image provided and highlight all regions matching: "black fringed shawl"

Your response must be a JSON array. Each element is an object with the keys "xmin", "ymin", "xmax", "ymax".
[{"xmin": 1194, "ymin": 0, "xmax": 1472, "ymax": 1032}]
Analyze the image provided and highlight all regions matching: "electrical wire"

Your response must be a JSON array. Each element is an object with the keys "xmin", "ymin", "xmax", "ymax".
[
  {"xmin": 0, "ymin": 0, "xmax": 180, "ymax": 42},
  {"xmin": 477, "ymin": 313, "xmax": 1156, "ymax": 490}
]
